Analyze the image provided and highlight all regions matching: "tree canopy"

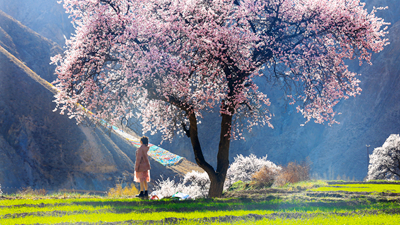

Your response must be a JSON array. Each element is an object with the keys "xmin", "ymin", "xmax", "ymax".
[{"xmin": 52, "ymin": 0, "xmax": 388, "ymax": 197}]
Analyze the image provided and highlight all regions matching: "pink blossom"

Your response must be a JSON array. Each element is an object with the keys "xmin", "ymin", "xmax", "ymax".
[{"xmin": 53, "ymin": 0, "xmax": 388, "ymax": 140}]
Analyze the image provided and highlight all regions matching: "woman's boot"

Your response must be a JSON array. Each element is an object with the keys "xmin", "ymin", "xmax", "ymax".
[{"xmin": 136, "ymin": 191, "xmax": 144, "ymax": 198}]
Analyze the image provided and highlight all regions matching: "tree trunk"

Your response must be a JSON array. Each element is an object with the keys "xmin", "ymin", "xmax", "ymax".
[
  {"xmin": 187, "ymin": 113, "xmax": 218, "ymax": 189},
  {"xmin": 208, "ymin": 172, "xmax": 226, "ymax": 197},
  {"xmin": 211, "ymin": 113, "xmax": 232, "ymax": 197},
  {"xmin": 187, "ymin": 112, "xmax": 233, "ymax": 198}
]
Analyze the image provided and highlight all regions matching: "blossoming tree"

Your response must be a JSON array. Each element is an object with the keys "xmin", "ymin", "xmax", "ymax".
[
  {"xmin": 368, "ymin": 134, "xmax": 400, "ymax": 181},
  {"xmin": 52, "ymin": 0, "xmax": 388, "ymax": 197}
]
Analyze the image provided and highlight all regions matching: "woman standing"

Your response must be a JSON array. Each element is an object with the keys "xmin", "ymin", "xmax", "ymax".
[{"xmin": 134, "ymin": 136, "xmax": 151, "ymax": 198}]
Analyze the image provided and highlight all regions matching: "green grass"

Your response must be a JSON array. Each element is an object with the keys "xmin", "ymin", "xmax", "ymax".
[
  {"xmin": 311, "ymin": 183, "xmax": 400, "ymax": 193},
  {"xmin": 0, "ymin": 196, "xmax": 147, "ymax": 207},
  {"xmin": 184, "ymin": 213, "xmax": 400, "ymax": 225},
  {"xmin": 1, "ymin": 209, "xmax": 278, "ymax": 225},
  {"xmin": 281, "ymin": 180, "xmax": 328, "ymax": 190},
  {"xmin": 0, "ymin": 204, "xmax": 112, "ymax": 216},
  {"xmin": 227, "ymin": 180, "xmax": 249, "ymax": 191},
  {"xmin": 227, "ymin": 179, "xmax": 328, "ymax": 192},
  {"xmin": 2, "ymin": 202, "xmax": 399, "ymax": 225},
  {"xmin": 367, "ymin": 180, "xmax": 400, "ymax": 183},
  {"xmin": 1, "ymin": 181, "xmax": 400, "ymax": 224}
]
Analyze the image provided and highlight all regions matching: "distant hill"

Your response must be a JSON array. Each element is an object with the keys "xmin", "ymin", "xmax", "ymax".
[{"xmin": 0, "ymin": 0, "xmax": 74, "ymax": 47}]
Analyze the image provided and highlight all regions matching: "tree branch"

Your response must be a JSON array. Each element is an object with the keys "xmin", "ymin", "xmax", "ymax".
[{"xmin": 181, "ymin": 122, "xmax": 190, "ymax": 138}]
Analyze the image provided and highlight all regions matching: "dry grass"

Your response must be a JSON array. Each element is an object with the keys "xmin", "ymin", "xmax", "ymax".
[
  {"xmin": 17, "ymin": 187, "xmax": 47, "ymax": 196},
  {"xmin": 249, "ymin": 161, "xmax": 310, "ymax": 189},
  {"xmin": 107, "ymin": 183, "xmax": 139, "ymax": 197},
  {"xmin": 251, "ymin": 166, "xmax": 278, "ymax": 189},
  {"xmin": 274, "ymin": 162, "xmax": 310, "ymax": 187}
]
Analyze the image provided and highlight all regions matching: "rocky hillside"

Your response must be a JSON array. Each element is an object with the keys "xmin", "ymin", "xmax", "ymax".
[
  {"xmin": 0, "ymin": 0, "xmax": 74, "ymax": 47},
  {"xmin": 0, "ymin": 10, "xmax": 188, "ymax": 193}
]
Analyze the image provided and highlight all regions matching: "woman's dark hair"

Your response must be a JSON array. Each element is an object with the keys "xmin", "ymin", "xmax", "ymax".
[{"xmin": 140, "ymin": 136, "xmax": 149, "ymax": 146}]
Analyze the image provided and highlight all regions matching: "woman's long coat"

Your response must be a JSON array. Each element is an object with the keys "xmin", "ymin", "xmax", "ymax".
[{"xmin": 135, "ymin": 144, "xmax": 151, "ymax": 172}]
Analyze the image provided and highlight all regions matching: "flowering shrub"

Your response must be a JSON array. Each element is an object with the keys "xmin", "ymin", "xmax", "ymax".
[
  {"xmin": 153, "ymin": 177, "xmax": 178, "ymax": 198},
  {"xmin": 155, "ymin": 154, "xmax": 280, "ymax": 197},
  {"xmin": 224, "ymin": 154, "xmax": 281, "ymax": 190},
  {"xmin": 182, "ymin": 170, "xmax": 210, "ymax": 196},
  {"xmin": 153, "ymin": 171, "xmax": 210, "ymax": 199},
  {"xmin": 368, "ymin": 134, "xmax": 400, "ymax": 181}
]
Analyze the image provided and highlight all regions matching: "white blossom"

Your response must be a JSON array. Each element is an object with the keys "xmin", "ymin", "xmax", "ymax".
[
  {"xmin": 153, "ymin": 171, "xmax": 210, "ymax": 199},
  {"xmin": 224, "ymin": 154, "xmax": 281, "ymax": 189},
  {"xmin": 154, "ymin": 154, "xmax": 280, "ymax": 197},
  {"xmin": 367, "ymin": 134, "xmax": 400, "ymax": 180}
]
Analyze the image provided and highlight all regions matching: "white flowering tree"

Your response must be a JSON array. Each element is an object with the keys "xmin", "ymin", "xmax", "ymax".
[
  {"xmin": 368, "ymin": 134, "xmax": 400, "ymax": 181},
  {"xmin": 224, "ymin": 154, "xmax": 281, "ymax": 189},
  {"xmin": 52, "ymin": 0, "xmax": 388, "ymax": 197},
  {"xmin": 154, "ymin": 154, "xmax": 278, "ymax": 197}
]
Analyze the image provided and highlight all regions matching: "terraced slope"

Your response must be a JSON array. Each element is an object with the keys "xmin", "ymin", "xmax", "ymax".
[{"xmin": 1, "ymin": 182, "xmax": 400, "ymax": 224}]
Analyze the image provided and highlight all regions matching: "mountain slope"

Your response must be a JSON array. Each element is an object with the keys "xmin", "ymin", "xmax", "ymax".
[
  {"xmin": 0, "ymin": 10, "xmax": 188, "ymax": 193},
  {"xmin": 0, "ymin": 0, "xmax": 74, "ymax": 47}
]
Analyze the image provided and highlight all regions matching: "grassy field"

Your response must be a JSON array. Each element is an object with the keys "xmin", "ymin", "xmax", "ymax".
[
  {"xmin": 311, "ymin": 183, "xmax": 400, "ymax": 193},
  {"xmin": 1, "ymin": 181, "xmax": 400, "ymax": 224}
]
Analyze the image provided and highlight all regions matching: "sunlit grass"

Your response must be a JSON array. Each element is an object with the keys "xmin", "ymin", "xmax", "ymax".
[
  {"xmin": 3, "ymin": 197, "xmax": 395, "ymax": 216},
  {"xmin": 0, "ymin": 196, "xmax": 142, "ymax": 207},
  {"xmin": 2, "ymin": 182, "xmax": 400, "ymax": 224},
  {"xmin": 367, "ymin": 180, "xmax": 400, "ymax": 183},
  {"xmin": 0, "ymin": 209, "xmax": 275, "ymax": 225},
  {"xmin": 0, "ymin": 204, "xmax": 112, "ymax": 217},
  {"xmin": 281, "ymin": 180, "xmax": 328, "ymax": 190},
  {"xmin": 2, "ymin": 204, "xmax": 400, "ymax": 225},
  {"xmin": 311, "ymin": 183, "xmax": 400, "ymax": 193},
  {"xmin": 186, "ymin": 213, "xmax": 400, "ymax": 225}
]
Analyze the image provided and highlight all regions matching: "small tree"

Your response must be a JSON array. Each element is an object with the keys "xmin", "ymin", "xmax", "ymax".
[
  {"xmin": 53, "ymin": 0, "xmax": 388, "ymax": 197},
  {"xmin": 154, "ymin": 154, "xmax": 278, "ymax": 197},
  {"xmin": 367, "ymin": 134, "xmax": 400, "ymax": 181},
  {"xmin": 224, "ymin": 154, "xmax": 281, "ymax": 189}
]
